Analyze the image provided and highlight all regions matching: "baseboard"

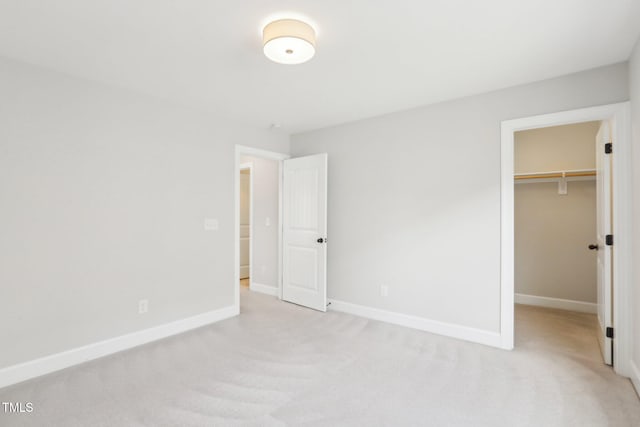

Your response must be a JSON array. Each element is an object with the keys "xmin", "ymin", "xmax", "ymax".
[
  {"xmin": 328, "ymin": 299, "xmax": 502, "ymax": 348},
  {"xmin": 630, "ymin": 360, "xmax": 640, "ymax": 398},
  {"xmin": 249, "ymin": 282, "xmax": 278, "ymax": 296},
  {"xmin": 0, "ymin": 305, "xmax": 238, "ymax": 389},
  {"xmin": 515, "ymin": 293, "xmax": 597, "ymax": 314}
]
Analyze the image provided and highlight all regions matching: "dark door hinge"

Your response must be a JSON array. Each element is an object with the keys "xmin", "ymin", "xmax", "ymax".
[
  {"xmin": 606, "ymin": 235, "xmax": 613, "ymax": 246},
  {"xmin": 605, "ymin": 142, "xmax": 612, "ymax": 154},
  {"xmin": 606, "ymin": 327, "xmax": 614, "ymax": 339}
]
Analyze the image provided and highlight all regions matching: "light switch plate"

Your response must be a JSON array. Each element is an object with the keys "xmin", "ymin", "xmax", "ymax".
[
  {"xmin": 265, "ymin": 217, "xmax": 271, "ymax": 227},
  {"xmin": 204, "ymin": 218, "xmax": 219, "ymax": 231},
  {"xmin": 138, "ymin": 299, "xmax": 149, "ymax": 314}
]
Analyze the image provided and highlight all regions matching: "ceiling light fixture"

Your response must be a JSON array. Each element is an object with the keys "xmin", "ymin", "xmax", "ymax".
[{"xmin": 263, "ymin": 19, "xmax": 316, "ymax": 65}]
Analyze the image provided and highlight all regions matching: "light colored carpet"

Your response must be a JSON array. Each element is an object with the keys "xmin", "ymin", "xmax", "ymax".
[{"xmin": 1, "ymin": 290, "xmax": 638, "ymax": 426}]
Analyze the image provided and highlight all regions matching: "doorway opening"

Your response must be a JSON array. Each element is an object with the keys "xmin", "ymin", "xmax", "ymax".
[
  {"xmin": 239, "ymin": 163, "xmax": 252, "ymax": 290},
  {"xmin": 500, "ymin": 103, "xmax": 632, "ymax": 378},
  {"xmin": 234, "ymin": 147, "xmax": 288, "ymax": 310},
  {"xmin": 513, "ymin": 121, "xmax": 604, "ymax": 364}
]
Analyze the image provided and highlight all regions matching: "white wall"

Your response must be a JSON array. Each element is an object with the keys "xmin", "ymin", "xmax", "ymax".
[
  {"xmin": 291, "ymin": 63, "xmax": 628, "ymax": 336},
  {"xmin": 0, "ymin": 56, "xmax": 289, "ymax": 370},
  {"xmin": 629, "ymin": 37, "xmax": 640, "ymax": 392},
  {"xmin": 514, "ymin": 123, "xmax": 598, "ymax": 305},
  {"xmin": 239, "ymin": 155, "xmax": 280, "ymax": 289}
]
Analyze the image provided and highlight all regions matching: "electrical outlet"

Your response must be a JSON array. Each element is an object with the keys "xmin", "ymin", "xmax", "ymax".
[
  {"xmin": 138, "ymin": 299, "xmax": 149, "ymax": 314},
  {"xmin": 380, "ymin": 285, "xmax": 389, "ymax": 297},
  {"xmin": 204, "ymin": 218, "xmax": 219, "ymax": 231}
]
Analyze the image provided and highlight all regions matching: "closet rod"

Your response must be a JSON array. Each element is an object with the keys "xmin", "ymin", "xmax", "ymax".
[{"xmin": 514, "ymin": 169, "xmax": 596, "ymax": 181}]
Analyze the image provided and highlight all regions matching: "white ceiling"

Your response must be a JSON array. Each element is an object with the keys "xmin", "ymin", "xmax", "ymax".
[{"xmin": 0, "ymin": 0, "xmax": 639, "ymax": 134}]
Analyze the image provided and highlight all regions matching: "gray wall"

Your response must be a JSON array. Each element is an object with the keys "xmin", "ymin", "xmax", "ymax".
[
  {"xmin": 239, "ymin": 155, "xmax": 280, "ymax": 289},
  {"xmin": 630, "ymin": 37, "xmax": 640, "ymax": 386},
  {"xmin": 291, "ymin": 63, "xmax": 628, "ymax": 333},
  {"xmin": 0, "ymin": 56, "xmax": 289, "ymax": 369},
  {"xmin": 514, "ymin": 123, "xmax": 598, "ymax": 303}
]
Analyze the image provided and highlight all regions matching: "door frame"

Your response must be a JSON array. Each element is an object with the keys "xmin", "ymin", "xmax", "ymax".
[
  {"xmin": 500, "ymin": 102, "xmax": 632, "ymax": 377},
  {"xmin": 234, "ymin": 145, "xmax": 290, "ymax": 313},
  {"xmin": 239, "ymin": 162, "xmax": 253, "ymax": 285}
]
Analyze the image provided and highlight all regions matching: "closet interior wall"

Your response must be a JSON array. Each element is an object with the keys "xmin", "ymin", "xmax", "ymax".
[{"xmin": 514, "ymin": 122, "xmax": 600, "ymax": 308}]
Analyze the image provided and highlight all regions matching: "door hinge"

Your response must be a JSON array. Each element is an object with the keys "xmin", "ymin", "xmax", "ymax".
[
  {"xmin": 605, "ymin": 235, "xmax": 613, "ymax": 246},
  {"xmin": 605, "ymin": 142, "xmax": 612, "ymax": 154},
  {"xmin": 606, "ymin": 327, "xmax": 614, "ymax": 339}
]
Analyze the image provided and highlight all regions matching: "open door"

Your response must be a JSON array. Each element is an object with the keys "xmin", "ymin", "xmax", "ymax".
[
  {"xmin": 595, "ymin": 121, "xmax": 613, "ymax": 365},
  {"xmin": 282, "ymin": 153, "xmax": 328, "ymax": 312}
]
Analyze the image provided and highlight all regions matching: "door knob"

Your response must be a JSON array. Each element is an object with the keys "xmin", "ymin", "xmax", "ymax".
[
  {"xmin": 317, "ymin": 238, "xmax": 326, "ymax": 243},
  {"xmin": 588, "ymin": 244, "xmax": 599, "ymax": 250}
]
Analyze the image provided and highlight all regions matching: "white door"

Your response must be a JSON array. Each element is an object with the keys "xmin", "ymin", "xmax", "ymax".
[
  {"xmin": 282, "ymin": 153, "xmax": 328, "ymax": 312},
  {"xmin": 595, "ymin": 121, "xmax": 613, "ymax": 365}
]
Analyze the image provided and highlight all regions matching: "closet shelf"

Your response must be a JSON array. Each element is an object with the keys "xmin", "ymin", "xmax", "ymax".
[
  {"xmin": 514, "ymin": 168, "xmax": 596, "ymax": 181},
  {"xmin": 514, "ymin": 168, "xmax": 596, "ymax": 195}
]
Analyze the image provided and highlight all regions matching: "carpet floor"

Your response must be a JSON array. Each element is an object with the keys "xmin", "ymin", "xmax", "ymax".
[{"xmin": 0, "ymin": 289, "xmax": 638, "ymax": 426}]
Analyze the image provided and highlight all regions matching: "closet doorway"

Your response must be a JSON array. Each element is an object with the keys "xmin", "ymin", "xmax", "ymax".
[
  {"xmin": 513, "ymin": 121, "xmax": 605, "ymax": 363},
  {"xmin": 500, "ymin": 103, "xmax": 632, "ymax": 377}
]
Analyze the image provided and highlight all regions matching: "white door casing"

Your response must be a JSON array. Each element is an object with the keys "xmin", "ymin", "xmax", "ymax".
[
  {"xmin": 282, "ymin": 153, "xmax": 328, "ymax": 312},
  {"xmin": 595, "ymin": 121, "xmax": 613, "ymax": 365}
]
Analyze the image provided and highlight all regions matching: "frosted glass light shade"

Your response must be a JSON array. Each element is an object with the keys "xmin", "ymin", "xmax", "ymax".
[{"xmin": 263, "ymin": 19, "xmax": 316, "ymax": 64}]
